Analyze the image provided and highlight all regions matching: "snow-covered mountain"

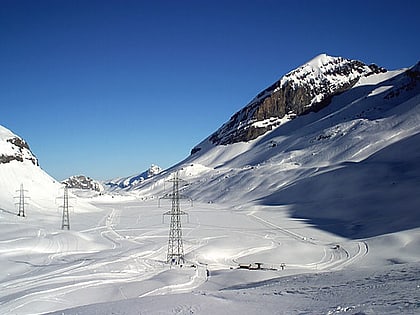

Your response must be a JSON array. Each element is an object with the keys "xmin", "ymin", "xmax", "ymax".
[
  {"xmin": 104, "ymin": 164, "xmax": 162, "ymax": 189},
  {"xmin": 0, "ymin": 125, "xmax": 61, "ymax": 212},
  {"xmin": 0, "ymin": 125, "xmax": 39, "ymax": 166},
  {"xmin": 138, "ymin": 55, "xmax": 420, "ymax": 238},
  {"xmin": 195, "ymin": 54, "xmax": 387, "ymax": 148},
  {"xmin": 63, "ymin": 175, "xmax": 103, "ymax": 192}
]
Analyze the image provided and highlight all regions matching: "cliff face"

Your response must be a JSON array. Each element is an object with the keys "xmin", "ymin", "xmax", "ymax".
[
  {"xmin": 0, "ymin": 125, "xmax": 38, "ymax": 166},
  {"xmin": 205, "ymin": 54, "xmax": 386, "ymax": 147}
]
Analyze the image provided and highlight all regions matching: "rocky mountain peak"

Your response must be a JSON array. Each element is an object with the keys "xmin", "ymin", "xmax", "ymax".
[
  {"xmin": 0, "ymin": 125, "xmax": 39, "ymax": 166},
  {"xmin": 62, "ymin": 175, "xmax": 103, "ymax": 192},
  {"xmin": 204, "ymin": 54, "xmax": 387, "ymax": 147}
]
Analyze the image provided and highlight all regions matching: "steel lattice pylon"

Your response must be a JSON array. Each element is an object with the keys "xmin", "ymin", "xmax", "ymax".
[
  {"xmin": 161, "ymin": 171, "xmax": 191, "ymax": 265},
  {"xmin": 16, "ymin": 183, "xmax": 28, "ymax": 217},
  {"xmin": 60, "ymin": 185, "xmax": 70, "ymax": 230}
]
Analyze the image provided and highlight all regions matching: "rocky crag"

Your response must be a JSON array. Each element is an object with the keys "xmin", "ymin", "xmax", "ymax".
[
  {"xmin": 198, "ymin": 54, "xmax": 387, "ymax": 149},
  {"xmin": 62, "ymin": 175, "xmax": 103, "ymax": 192},
  {"xmin": 0, "ymin": 126, "xmax": 38, "ymax": 166}
]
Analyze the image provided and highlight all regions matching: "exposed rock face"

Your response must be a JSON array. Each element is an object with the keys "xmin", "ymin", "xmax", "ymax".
[
  {"xmin": 62, "ymin": 175, "xmax": 103, "ymax": 192},
  {"xmin": 0, "ymin": 126, "xmax": 39, "ymax": 166},
  {"xmin": 203, "ymin": 54, "xmax": 387, "ymax": 147}
]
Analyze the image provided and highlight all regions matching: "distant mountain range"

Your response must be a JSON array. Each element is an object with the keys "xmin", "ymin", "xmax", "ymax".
[{"xmin": 60, "ymin": 165, "xmax": 163, "ymax": 192}]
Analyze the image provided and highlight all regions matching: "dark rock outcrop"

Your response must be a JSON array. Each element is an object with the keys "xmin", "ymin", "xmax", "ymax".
[
  {"xmin": 62, "ymin": 175, "xmax": 103, "ymax": 192},
  {"xmin": 0, "ymin": 136, "xmax": 38, "ymax": 166}
]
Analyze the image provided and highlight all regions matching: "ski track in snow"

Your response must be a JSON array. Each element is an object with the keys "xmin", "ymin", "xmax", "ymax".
[
  {"xmin": 249, "ymin": 212, "xmax": 369, "ymax": 272},
  {"xmin": 0, "ymin": 203, "xmax": 168, "ymax": 314},
  {"xmin": 0, "ymin": 200, "xmax": 377, "ymax": 315}
]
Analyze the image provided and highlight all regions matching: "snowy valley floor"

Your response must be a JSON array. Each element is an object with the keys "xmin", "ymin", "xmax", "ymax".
[
  {"xmin": 0, "ymin": 197, "xmax": 419, "ymax": 314},
  {"xmin": 48, "ymin": 262, "xmax": 420, "ymax": 315}
]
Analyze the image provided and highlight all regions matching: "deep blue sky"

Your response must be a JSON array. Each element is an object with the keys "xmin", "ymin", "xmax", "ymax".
[{"xmin": 1, "ymin": 0, "xmax": 419, "ymax": 180}]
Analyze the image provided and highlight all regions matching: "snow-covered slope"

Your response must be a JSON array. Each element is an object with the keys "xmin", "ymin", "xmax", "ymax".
[
  {"xmin": 0, "ymin": 125, "xmax": 61, "ymax": 212},
  {"xmin": 106, "ymin": 56, "xmax": 420, "ymax": 240},
  {"xmin": 142, "ymin": 59, "xmax": 420, "ymax": 234},
  {"xmin": 0, "ymin": 125, "xmax": 101, "ymax": 216},
  {"xmin": 104, "ymin": 164, "xmax": 162, "ymax": 190}
]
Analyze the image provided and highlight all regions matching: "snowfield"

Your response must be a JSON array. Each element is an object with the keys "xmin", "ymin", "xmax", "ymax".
[
  {"xmin": 1, "ymin": 197, "xmax": 419, "ymax": 315},
  {"xmin": 1, "ymin": 57, "xmax": 420, "ymax": 314}
]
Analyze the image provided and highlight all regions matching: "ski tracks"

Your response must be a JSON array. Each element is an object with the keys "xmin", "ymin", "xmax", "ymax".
[{"xmin": 248, "ymin": 212, "xmax": 369, "ymax": 272}]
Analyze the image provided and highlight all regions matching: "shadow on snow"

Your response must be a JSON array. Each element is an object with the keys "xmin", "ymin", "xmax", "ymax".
[{"xmin": 258, "ymin": 133, "xmax": 420, "ymax": 239}]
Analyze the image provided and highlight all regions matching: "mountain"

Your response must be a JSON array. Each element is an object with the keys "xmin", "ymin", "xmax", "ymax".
[
  {"xmin": 0, "ymin": 125, "xmax": 38, "ymax": 166},
  {"xmin": 193, "ymin": 54, "xmax": 387, "ymax": 149},
  {"xmin": 63, "ymin": 175, "xmax": 103, "ymax": 192},
  {"xmin": 86, "ymin": 54, "xmax": 420, "ymax": 238},
  {"xmin": 104, "ymin": 164, "xmax": 162, "ymax": 189},
  {"xmin": 150, "ymin": 55, "xmax": 420, "ymax": 238},
  {"xmin": 0, "ymin": 125, "xmax": 61, "ymax": 212}
]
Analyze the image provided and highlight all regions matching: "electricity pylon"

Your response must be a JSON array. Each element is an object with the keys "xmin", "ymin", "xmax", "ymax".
[
  {"xmin": 15, "ymin": 183, "xmax": 28, "ymax": 217},
  {"xmin": 160, "ymin": 171, "xmax": 192, "ymax": 265},
  {"xmin": 59, "ymin": 185, "xmax": 71, "ymax": 230}
]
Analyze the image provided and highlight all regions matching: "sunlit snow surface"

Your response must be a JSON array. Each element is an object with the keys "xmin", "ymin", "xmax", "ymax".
[
  {"xmin": 1, "ymin": 198, "xmax": 418, "ymax": 315},
  {"xmin": 1, "ymin": 61, "xmax": 420, "ymax": 314}
]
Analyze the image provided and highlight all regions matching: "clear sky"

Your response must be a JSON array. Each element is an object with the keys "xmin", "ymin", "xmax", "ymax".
[{"xmin": 1, "ymin": 0, "xmax": 419, "ymax": 180}]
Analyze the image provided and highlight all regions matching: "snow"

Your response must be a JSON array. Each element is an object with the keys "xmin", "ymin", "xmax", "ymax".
[
  {"xmin": 105, "ymin": 164, "xmax": 163, "ymax": 190},
  {"xmin": 278, "ymin": 54, "xmax": 372, "ymax": 96},
  {"xmin": 0, "ymin": 125, "xmax": 16, "ymax": 140},
  {"xmin": 251, "ymin": 113, "xmax": 295, "ymax": 129},
  {"xmin": 0, "ymin": 126, "xmax": 33, "ymax": 161},
  {"xmin": 1, "ymin": 60, "xmax": 420, "ymax": 314}
]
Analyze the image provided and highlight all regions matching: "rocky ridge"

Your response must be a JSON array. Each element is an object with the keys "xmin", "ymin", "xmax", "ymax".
[
  {"xmin": 62, "ymin": 175, "xmax": 103, "ymax": 192},
  {"xmin": 0, "ymin": 125, "xmax": 38, "ymax": 166},
  {"xmin": 200, "ymin": 54, "xmax": 387, "ymax": 148}
]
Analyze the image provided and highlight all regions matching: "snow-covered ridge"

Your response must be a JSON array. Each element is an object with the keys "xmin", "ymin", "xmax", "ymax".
[
  {"xmin": 205, "ymin": 54, "xmax": 386, "ymax": 147},
  {"xmin": 277, "ymin": 53, "xmax": 384, "ymax": 102},
  {"xmin": 0, "ymin": 125, "xmax": 38, "ymax": 166},
  {"xmin": 104, "ymin": 164, "xmax": 162, "ymax": 189}
]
